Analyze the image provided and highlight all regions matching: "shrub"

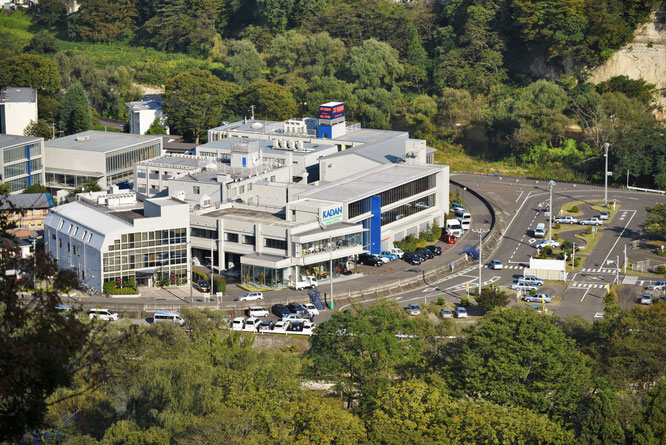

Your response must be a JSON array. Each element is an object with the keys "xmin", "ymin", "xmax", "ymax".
[
  {"xmin": 561, "ymin": 240, "xmax": 573, "ymax": 251},
  {"xmin": 437, "ymin": 296, "xmax": 445, "ymax": 306},
  {"xmin": 657, "ymin": 265, "xmax": 665, "ymax": 274},
  {"xmin": 553, "ymin": 223, "xmax": 561, "ymax": 229},
  {"xmin": 570, "ymin": 205, "xmax": 579, "ymax": 213},
  {"xmin": 476, "ymin": 284, "xmax": 510, "ymax": 311},
  {"xmin": 585, "ymin": 227, "xmax": 592, "ymax": 235},
  {"xmin": 553, "ymin": 234, "xmax": 559, "ymax": 241},
  {"xmin": 459, "ymin": 297, "xmax": 470, "ymax": 306},
  {"xmin": 102, "ymin": 280, "xmax": 139, "ymax": 295},
  {"xmin": 542, "ymin": 246, "xmax": 553, "ymax": 255},
  {"xmin": 213, "ymin": 277, "xmax": 226, "ymax": 295}
]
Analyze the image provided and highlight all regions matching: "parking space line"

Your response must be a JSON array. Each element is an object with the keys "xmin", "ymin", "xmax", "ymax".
[{"xmin": 602, "ymin": 210, "xmax": 636, "ymax": 266}]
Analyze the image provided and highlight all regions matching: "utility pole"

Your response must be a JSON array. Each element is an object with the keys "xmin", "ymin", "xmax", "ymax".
[
  {"xmin": 471, "ymin": 228, "xmax": 490, "ymax": 293},
  {"xmin": 549, "ymin": 180, "xmax": 555, "ymax": 242},
  {"xmin": 572, "ymin": 242, "xmax": 576, "ymax": 271},
  {"xmin": 249, "ymin": 105, "xmax": 255, "ymax": 121},
  {"xmin": 188, "ymin": 240, "xmax": 193, "ymax": 304},
  {"xmin": 624, "ymin": 244, "xmax": 627, "ymax": 275},
  {"xmin": 616, "ymin": 255, "xmax": 620, "ymax": 284},
  {"xmin": 604, "ymin": 142, "xmax": 610, "ymax": 207},
  {"xmin": 209, "ymin": 238, "xmax": 215, "ymax": 304},
  {"xmin": 626, "ymin": 170, "xmax": 629, "ymax": 188}
]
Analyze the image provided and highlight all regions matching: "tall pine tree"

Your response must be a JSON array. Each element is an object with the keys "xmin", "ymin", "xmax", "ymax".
[{"xmin": 59, "ymin": 83, "xmax": 92, "ymax": 135}]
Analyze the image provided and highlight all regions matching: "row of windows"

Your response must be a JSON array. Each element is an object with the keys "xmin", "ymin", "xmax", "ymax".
[
  {"xmin": 46, "ymin": 172, "xmax": 99, "ymax": 188},
  {"xmin": 56, "ymin": 220, "xmax": 94, "ymax": 243},
  {"xmin": 6, "ymin": 174, "xmax": 42, "ymax": 192},
  {"xmin": 4, "ymin": 158, "xmax": 43, "ymax": 179},
  {"xmin": 191, "ymin": 227, "xmax": 216, "ymax": 239},
  {"xmin": 3, "ymin": 143, "xmax": 40, "ymax": 164},
  {"xmin": 105, "ymin": 142, "xmax": 161, "ymax": 174},
  {"xmin": 348, "ymin": 174, "xmax": 437, "ymax": 219},
  {"xmin": 265, "ymin": 238, "xmax": 287, "ymax": 250},
  {"xmin": 103, "ymin": 250, "xmax": 187, "ymax": 273},
  {"xmin": 107, "ymin": 229, "xmax": 187, "ymax": 251},
  {"xmin": 381, "ymin": 194, "xmax": 436, "ymax": 226}
]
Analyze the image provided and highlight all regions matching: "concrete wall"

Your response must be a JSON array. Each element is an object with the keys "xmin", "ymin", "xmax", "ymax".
[
  {"xmin": 1, "ymin": 101, "xmax": 37, "ymax": 136},
  {"xmin": 319, "ymin": 154, "xmax": 380, "ymax": 182}
]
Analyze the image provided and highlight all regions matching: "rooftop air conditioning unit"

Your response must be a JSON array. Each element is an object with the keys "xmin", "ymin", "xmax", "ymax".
[{"xmin": 75, "ymin": 136, "xmax": 89, "ymax": 142}]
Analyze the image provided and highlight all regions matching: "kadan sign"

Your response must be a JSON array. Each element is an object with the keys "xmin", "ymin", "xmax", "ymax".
[{"xmin": 320, "ymin": 205, "xmax": 343, "ymax": 225}]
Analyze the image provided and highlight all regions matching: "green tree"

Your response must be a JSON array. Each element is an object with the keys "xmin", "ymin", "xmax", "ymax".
[
  {"xmin": 73, "ymin": 0, "xmax": 138, "ymax": 41},
  {"xmin": 226, "ymin": 39, "xmax": 265, "ymax": 86},
  {"xmin": 443, "ymin": 306, "xmax": 592, "ymax": 421},
  {"xmin": 633, "ymin": 379, "xmax": 666, "ymax": 444},
  {"xmin": 59, "ymin": 83, "xmax": 92, "ymax": 135},
  {"xmin": 145, "ymin": 117, "xmax": 166, "ymax": 135},
  {"xmin": 27, "ymin": 30, "xmax": 59, "ymax": 54},
  {"xmin": 475, "ymin": 284, "xmax": 509, "ymax": 311},
  {"xmin": 235, "ymin": 80, "xmax": 298, "ymax": 121},
  {"xmin": 23, "ymin": 184, "xmax": 48, "ymax": 194},
  {"xmin": 436, "ymin": 87, "xmax": 484, "ymax": 139},
  {"xmin": 24, "ymin": 119, "xmax": 53, "ymax": 140},
  {"xmin": 0, "ymin": 54, "xmax": 61, "ymax": 95},
  {"xmin": 307, "ymin": 301, "xmax": 423, "ymax": 409},
  {"xmin": 68, "ymin": 179, "xmax": 102, "ymax": 197},
  {"xmin": 578, "ymin": 382, "xmax": 625, "ymax": 445},
  {"xmin": 405, "ymin": 22, "xmax": 429, "ymax": 71},
  {"xmin": 255, "ymin": 0, "xmax": 294, "ymax": 32},
  {"xmin": 346, "ymin": 39, "xmax": 403, "ymax": 89},
  {"xmin": 163, "ymin": 70, "xmax": 239, "ymax": 143},
  {"xmin": 596, "ymin": 76, "xmax": 657, "ymax": 106},
  {"xmin": 0, "ymin": 184, "xmax": 10, "ymax": 195},
  {"xmin": 644, "ymin": 203, "xmax": 666, "ymax": 239},
  {"xmin": 38, "ymin": 0, "xmax": 67, "ymax": 27}
]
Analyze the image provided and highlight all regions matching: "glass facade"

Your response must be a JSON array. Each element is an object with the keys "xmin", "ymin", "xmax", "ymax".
[
  {"xmin": 348, "ymin": 174, "xmax": 436, "ymax": 218},
  {"xmin": 241, "ymin": 264, "xmax": 286, "ymax": 288},
  {"xmin": 7, "ymin": 173, "xmax": 43, "ymax": 192},
  {"xmin": 191, "ymin": 227, "xmax": 216, "ymax": 239},
  {"xmin": 294, "ymin": 232, "xmax": 363, "ymax": 257},
  {"xmin": 102, "ymin": 228, "xmax": 188, "ymax": 285},
  {"xmin": 46, "ymin": 172, "xmax": 100, "ymax": 189},
  {"xmin": 264, "ymin": 238, "xmax": 287, "ymax": 250},
  {"xmin": 105, "ymin": 142, "xmax": 161, "ymax": 175},
  {"xmin": 381, "ymin": 194, "xmax": 436, "ymax": 225}
]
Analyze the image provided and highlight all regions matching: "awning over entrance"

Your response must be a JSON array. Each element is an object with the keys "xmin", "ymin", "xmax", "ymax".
[{"xmin": 241, "ymin": 253, "xmax": 292, "ymax": 269}]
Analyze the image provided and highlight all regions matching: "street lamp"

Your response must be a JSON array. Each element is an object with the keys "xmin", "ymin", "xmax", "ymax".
[
  {"xmin": 604, "ymin": 142, "xmax": 610, "ymax": 207},
  {"xmin": 549, "ymin": 180, "xmax": 555, "ymax": 243},
  {"xmin": 318, "ymin": 222, "xmax": 334, "ymax": 310},
  {"xmin": 471, "ymin": 228, "xmax": 490, "ymax": 293}
]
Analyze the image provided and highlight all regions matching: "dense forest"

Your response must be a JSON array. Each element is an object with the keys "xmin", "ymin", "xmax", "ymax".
[
  {"xmin": 0, "ymin": 0, "xmax": 665, "ymax": 187},
  {"xmin": 7, "ymin": 300, "xmax": 666, "ymax": 444}
]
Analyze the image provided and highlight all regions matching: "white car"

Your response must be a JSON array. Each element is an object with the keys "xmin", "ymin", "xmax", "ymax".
[
  {"xmin": 489, "ymin": 259, "xmax": 503, "ymax": 270},
  {"xmin": 87, "ymin": 308, "xmax": 118, "ymax": 321},
  {"xmin": 580, "ymin": 217, "xmax": 602, "ymax": 226},
  {"xmin": 521, "ymin": 275, "xmax": 545, "ymax": 285},
  {"xmin": 236, "ymin": 291, "xmax": 264, "ymax": 301},
  {"xmin": 599, "ymin": 211, "xmax": 610, "ymax": 220},
  {"xmin": 534, "ymin": 239, "xmax": 560, "ymax": 249},
  {"xmin": 231, "ymin": 317, "xmax": 245, "ymax": 331},
  {"xmin": 243, "ymin": 317, "xmax": 260, "ymax": 332},
  {"xmin": 455, "ymin": 307, "xmax": 468, "ymax": 318},
  {"xmin": 273, "ymin": 320, "xmax": 290, "ymax": 333},
  {"xmin": 374, "ymin": 254, "xmax": 390, "ymax": 264},
  {"xmin": 512, "ymin": 281, "xmax": 539, "ymax": 292},
  {"xmin": 390, "ymin": 248, "xmax": 405, "ymax": 258},
  {"xmin": 303, "ymin": 303, "xmax": 319, "ymax": 316},
  {"xmin": 554, "ymin": 215, "xmax": 578, "ymax": 224},
  {"xmin": 283, "ymin": 313, "xmax": 306, "ymax": 322},
  {"xmin": 646, "ymin": 280, "xmax": 666, "ymax": 291},
  {"xmin": 247, "ymin": 306, "xmax": 269, "ymax": 317}
]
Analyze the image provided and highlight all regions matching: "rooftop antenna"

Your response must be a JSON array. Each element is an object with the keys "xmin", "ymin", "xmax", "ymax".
[{"xmin": 249, "ymin": 105, "xmax": 255, "ymax": 121}]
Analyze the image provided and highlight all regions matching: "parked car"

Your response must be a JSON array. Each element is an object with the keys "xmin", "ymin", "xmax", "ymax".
[
  {"xmin": 243, "ymin": 317, "xmax": 260, "ymax": 332},
  {"xmin": 580, "ymin": 217, "xmax": 603, "ymax": 226},
  {"xmin": 87, "ymin": 308, "xmax": 118, "ymax": 321},
  {"xmin": 534, "ymin": 239, "xmax": 560, "ymax": 249},
  {"xmin": 528, "ymin": 304, "xmax": 543, "ymax": 314},
  {"xmin": 303, "ymin": 303, "xmax": 319, "ymax": 316},
  {"xmin": 554, "ymin": 215, "xmax": 578, "ymax": 224},
  {"xmin": 521, "ymin": 275, "xmax": 545, "ymax": 286},
  {"xmin": 450, "ymin": 202, "xmax": 466, "ymax": 212},
  {"xmin": 640, "ymin": 293, "xmax": 653, "ymax": 305},
  {"xmin": 646, "ymin": 280, "xmax": 666, "ymax": 291},
  {"xmin": 236, "ymin": 291, "xmax": 264, "ymax": 301},
  {"xmin": 524, "ymin": 293, "xmax": 553, "ymax": 303},
  {"xmin": 425, "ymin": 245, "xmax": 442, "ymax": 256},
  {"xmin": 257, "ymin": 320, "xmax": 274, "ymax": 332},
  {"xmin": 414, "ymin": 250, "xmax": 429, "ymax": 262},
  {"xmin": 273, "ymin": 320, "xmax": 290, "ymax": 333},
  {"xmin": 231, "ymin": 317, "xmax": 245, "ymax": 331},
  {"xmin": 379, "ymin": 251, "xmax": 399, "ymax": 261},
  {"xmin": 407, "ymin": 303, "xmax": 421, "ymax": 316},
  {"xmin": 442, "ymin": 233, "xmax": 456, "ymax": 244},
  {"xmin": 288, "ymin": 303, "xmax": 308, "ymax": 317},
  {"xmin": 489, "ymin": 259, "xmax": 503, "ymax": 270},
  {"xmin": 403, "ymin": 252, "xmax": 422, "ymax": 265},
  {"xmin": 455, "ymin": 307, "xmax": 468, "ymax": 318},
  {"xmin": 272, "ymin": 304, "xmax": 291, "ymax": 319},
  {"xmin": 416, "ymin": 247, "xmax": 434, "ymax": 260},
  {"xmin": 247, "ymin": 306, "xmax": 269, "ymax": 317},
  {"xmin": 512, "ymin": 281, "xmax": 539, "ymax": 292},
  {"xmin": 283, "ymin": 313, "xmax": 306, "ymax": 322},
  {"xmin": 599, "ymin": 211, "xmax": 610, "ymax": 220},
  {"xmin": 390, "ymin": 248, "xmax": 405, "ymax": 258},
  {"xmin": 374, "ymin": 254, "xmax": 391, "ymax": 264},
  {"xmin": 358, "ymin": 253, "xmax": 384, "ymax": 267},
  {"xmin": 197, "ymin": 280, "xmax": 210, "ymax": 292},
  {"xmin": 154, "ymin": 311, "xmax": 185, "ymax": 325},
  {"xmin": 440, "ymin": 307, "xmax": 453, "ymax": 318}
]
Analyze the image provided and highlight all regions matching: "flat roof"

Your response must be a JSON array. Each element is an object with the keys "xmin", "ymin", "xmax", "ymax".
[
  {"xmin": 125, "ymin": 99, "xmax": 162, "ymax": 112},
  {"xmin": 149, "ymin": 197, "xmax": 184, "ymax": 207},
  {"xmin": 52, "ymin": 201, "xmax": 131, "ymax": 235},
  {"xmin": 203, "ymin": 207, "xmax": 297, "ymax": 228},
  {"xmin": 0, "ymin": 135, "xmax": 42, "ymax": 148},
  {"xmin": 45, "ymin": 131, "xmax": 161, "ymax": 153},
  {"xmin": 139, "ymin": 155, "xmax": 204, "ymax": 169},
  {"xmin": 301, "ymin": 164, "xmax": 443, "ymax": 203},
  {"xmin": 197, "ymin": 138, "xmax": 335, "ymax": 155},
  {"xmin": 1, "ymin": 87, "xmax": 36, "ymax": 104}
]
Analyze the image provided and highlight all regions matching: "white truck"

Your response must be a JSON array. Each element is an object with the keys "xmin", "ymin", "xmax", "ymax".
[
  {"xmin": 446, "ymin": 219, "xmax": 463, "ymax": 237},
  {"xmin": 290, "ymin": 275, "xmax": 318, "ymax": 290}
]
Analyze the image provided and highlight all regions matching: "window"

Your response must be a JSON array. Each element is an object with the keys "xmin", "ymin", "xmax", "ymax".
[
  {"xmin": 193, "ymin": 186, "xmax": 200, "ymax": 195},
  {"xmin": 248, "ymin": 183, "xmax": 253, "ymax": 191},
  {"xmin": 59, "ymin": 239, "xmax": 62, "ymax": 248},
  {"xmin": 242, "ymin": 235, "xmax": 255, "ymax": 245},
  {"xmin": 72, "ymin": 227, "xmax": 78, "ymax": 237},
  {"xmin": 67, "ymin": 242, "xmax": 70, "ymax": 252},
  {"xmin": 51, "ymin": 233, "xmax": 56, "ymax": 240},
  {"xmin": 239, "ymin": 185, "xmax": 245, "ymax": 194},
  {"xmin": 224, "ymin": 232, "xmax": 238, "ymax": 243},
  {"xmin": 86, "ymin": 233, "xmax": 92, "ymax": 242},
  {"xmin": 270, "ymin": 176, "xmax": 276, "ymax": 182},
  {"xmin": 191, "ymin": 227, "xmax": 216, "ymax": 239},
  {"xmin": 264, "ymin": 238, "xmax": 287, "ymax": 250}
]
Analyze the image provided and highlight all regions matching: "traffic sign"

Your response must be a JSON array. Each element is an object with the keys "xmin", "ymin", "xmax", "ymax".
[{"xmin": 465, "ymin": 281, "xmax": 470, "ymax": 291}]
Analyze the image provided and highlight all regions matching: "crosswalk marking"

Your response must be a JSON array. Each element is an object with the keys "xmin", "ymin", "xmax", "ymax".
[
  {"xmin": 581, "ymin": 268, "xmax": 616, "ymax": 274},
  {"xmin": 570, "ymin": 282, "xmax": 606, "ymax": 289},
  {"xmin": 484, "ymin": 265, "xmax": 524, "ymax": 269}
]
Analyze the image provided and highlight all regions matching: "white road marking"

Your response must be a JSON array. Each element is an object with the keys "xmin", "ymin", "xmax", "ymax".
[
  {"xmin": 601, "ymin": 210, "xmax": 636, "ymax": 266},
  {"xmin": 515, "ymin": 190, "xmax": 524, "ymax": 202},
  {"xmin": 580, "ymin": 288, "xmax": 591, "ymax": 302}
]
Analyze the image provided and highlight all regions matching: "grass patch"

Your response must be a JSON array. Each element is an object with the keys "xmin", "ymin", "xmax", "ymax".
[
  {"xmin": 591, "ymin": 203, "xmax": 621, "ymax": 221},
  {"xmin": 574, "ymin": 231, "xmax": 603, "ymax": 255},
  {"xmin": 434, "ymin": 147, "xmax": 526, "ymax": 175},
  {"xmin": 237, "ymin": 284, "xmax": 277, "ymax": 292},
  {"xmin": 623, "ymin": 261, "xmax": 666, "ymax": 277}
]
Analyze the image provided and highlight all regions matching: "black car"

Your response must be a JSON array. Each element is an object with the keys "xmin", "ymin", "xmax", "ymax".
[
  {"xmin": 403, "ymin": 252, "xmax": 422, "ymax": 265},
  {"xmin": 288, "ymin": 303, "xmax": 308, "ymax": 316},
  {"xmin": 272, "ymin": 304, "xmax": 291, "ymax": 318},
  {"xmin": 358, "ymin": 253, "xmax": 383, "ymax": 267},
  {"xmin": 415, "ymin": 248, "xmax": 433, "ymax": 261},
  {"xmin": 426, "ymin": 245, "xmax": 442, "ymax": 256}
]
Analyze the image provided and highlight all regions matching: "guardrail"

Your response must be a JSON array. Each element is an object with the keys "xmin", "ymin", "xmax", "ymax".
[{"xmin": 627, "ymin": 186, "xmax": 666, "ymax": 194}]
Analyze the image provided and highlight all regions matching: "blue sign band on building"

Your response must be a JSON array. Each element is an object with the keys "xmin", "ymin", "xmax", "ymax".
[
  {"xmin": 369, "ymin": 195, "xmax": 381, "ymax": 254},
  {"xmin": 26, "ymin": 144, "xmax": 31, "ymax": 186}
]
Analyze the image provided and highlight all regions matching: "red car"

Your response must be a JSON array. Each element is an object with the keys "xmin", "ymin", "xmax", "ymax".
[{"xmin": 442, "ymin": 234, "xmax": 456, "ymax": 244}]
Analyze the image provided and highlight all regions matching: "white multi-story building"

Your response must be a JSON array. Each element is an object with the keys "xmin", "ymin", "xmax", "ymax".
[
  {"xmin": 126, "ymin": 96, "xmax": 169, "ymax": 135},
  {"xmin": 0, "ymin": 135, "xmax": 45, "ymax": 193},
  {"xmin": 45, "ymin": 131, "xmax": 162, "ymax": 192},
  {"xmin": 0, "ymin": 87, "xmax": 38, "ymax": 136},
  {"xmin": 44, "ymin": 191, "xmax": 190, "ymax": 292}
]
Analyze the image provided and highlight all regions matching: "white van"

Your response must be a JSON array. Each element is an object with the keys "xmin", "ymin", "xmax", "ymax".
[
  {"xmin": 459, "ymin": 219, "xmax": 471, "ymax": 231},
  {"xmin": 153, "ymin": 311, "xmax": 186, "ymax": 326},
  {"xmin": 534, "ymin": 223, "xmax": 546, "ymax": 238},
  {"xmin": 446, "ymin": 219, "xmax": 463, "ymax": 237},
  {"xmin": 231, "ymin": 317, "xmax": 245, "ymax": 331},
  {"xmin": 454, "ymin": 208, "xmax": 472, "ymax": 222},
  {"xmin": 88, "ymin": 308, "xmax": 118, "ymax": 321},
  {"xmin": 243, "ymin": 317, "xmax": 259, "ymax": 332}
]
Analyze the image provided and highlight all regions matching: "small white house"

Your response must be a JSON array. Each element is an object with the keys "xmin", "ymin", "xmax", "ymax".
[
  {"xmin": 0, "ymin": 87, "xmax": 38, "ymax": 136},
  {"xmin": 126, "ymin": 95, "xmax": 169, "ymax": 135}
]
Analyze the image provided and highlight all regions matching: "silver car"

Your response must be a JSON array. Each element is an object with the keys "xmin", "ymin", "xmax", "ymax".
[{"xmin": 646, "ymin": 280, "xmax": 666, "ymax": 291}]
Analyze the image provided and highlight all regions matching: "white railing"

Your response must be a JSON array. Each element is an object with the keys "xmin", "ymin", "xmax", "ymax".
[{"xmin": 627, "ymin": 186, "xmax": 665, "ymax": 194}]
